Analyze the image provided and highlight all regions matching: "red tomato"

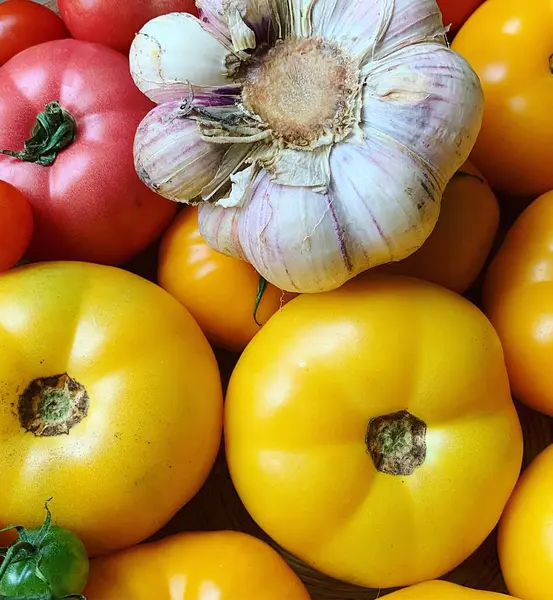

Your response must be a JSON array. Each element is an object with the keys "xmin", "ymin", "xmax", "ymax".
[
  {"xmin": 438, "ymin": 0, "xmax": 484, "ymax": 32},
  {"xmin": 0, "ymin": 40, "xmax": 176, "ymax": 265},
  {"xmin": 0, "ymin": 0, "xmax": 69, "ymax": 66},
  {"xmin": 0, "ymin": 180, "xmax": 33, "ymax": 271},
  {"xmin": 58, "ymin": 0, "xmax": 198, "ymax": 55}
]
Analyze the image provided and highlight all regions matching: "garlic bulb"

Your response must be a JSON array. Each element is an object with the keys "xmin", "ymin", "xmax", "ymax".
[{"xmin": 130, "ymin": 0, "xmax": 484, "ymax": 293}]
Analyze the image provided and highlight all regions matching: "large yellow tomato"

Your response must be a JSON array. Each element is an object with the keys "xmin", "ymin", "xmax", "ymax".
[
  {"xmin": 0, "ymin": 262, "xmax": 223, "ymax": 556},
  {"xmin": 386, "ymin": 581, "xmax": 517, "ymax": 599},
  {"xmin": 498, "ymin": 444, "xmax": 553, "ymax": 600},
  {"xmin": 225, "ymin": 276, "xmax": 523, "ymax": 589},
  {"xmin": 85, "ymin": 530, "xmax": 311, "ymax": 599},
  {"xmin": 376, "ymin": 162, "xmax": 499, "ymax": 294},
  {"xmin": 484, "ymin": 191, "xmax": 553, "ymax": 415},
  {"xmin": 158, "ymin": 207, "xmax": 296, "ymax": 353},
  {"xmin": 452, "ymin": 0, "xmax": 553, "ymax": 197}
]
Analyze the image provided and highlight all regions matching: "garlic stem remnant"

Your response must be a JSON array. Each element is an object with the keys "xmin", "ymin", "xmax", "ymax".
[{"xmin": 131, "ymin": 0, "xmax": 484, "ymax": 293}]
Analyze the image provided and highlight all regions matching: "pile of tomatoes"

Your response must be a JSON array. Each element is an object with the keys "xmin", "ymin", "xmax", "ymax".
[{"xmin": 0, "ymin": 0, "xmax": 552, "ymax": 599}]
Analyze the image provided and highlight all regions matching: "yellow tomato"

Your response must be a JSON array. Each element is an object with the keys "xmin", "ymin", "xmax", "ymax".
[
  {"xmin": 484, "ymin": 191, "xmax": 553, "ymax": 415},
  {"xmin": 452, "ymin": 0, "xmax": 553, "ymax": 197},
  {"xmin": 225, "ymin": 276, "xmax": 523, "ymax": 589},
  {"xmin": 85, "ymin": 530, "xmax": 311, "ymax": 600},
  {"xmin": 376, "ymin": 162, "xmax": 499, "ymax": 294},
  {"xmin": 0, "ymin": 262, "xmax": 223, "ymax": 556},
  {"xmin": 386, "ymin": 581, "xmax": 518, "ymax": 599},
  {"xmin": 499, "ymin": 444, "xmax": 553, "ymax": 600},
  {"xmin": 158, "ymin": 207, "xmax": 296, "ymax": 353}
]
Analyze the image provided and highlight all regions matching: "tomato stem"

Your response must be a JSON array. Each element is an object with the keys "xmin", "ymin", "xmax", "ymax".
[
  {"xmin": 0, "ymin": 101, "xmax": 77, "ymax": 166},
  {"xmin": 253, "ymin": 275, "xmax": 268, "ymax": 327}
]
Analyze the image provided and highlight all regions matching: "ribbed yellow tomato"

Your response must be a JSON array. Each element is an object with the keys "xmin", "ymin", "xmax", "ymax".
[
  {"xmin": 225, "ymin": 276, "xmax": 523, "ymax": 589},
  {"xmin": 0, "ymin": 262, "xmax": 223, "ymax": 556},
  {"xmin": 499, "ymin": 444, "xmax": 553, "ymax": 600},
  {"xmin": 158, "ymin": 207, "xmax": 295, "ymax": 353},
  {"xmin": 484, "ymin": 191, "xmax": 553, "ymax": 415},
  {"xmin": 85, "ymin": 531, "xmax": 311, "ymax": 600},
  {"xmin": 387, "ymin": 581, "xmax": 517, "ymax": 599},
  {"xmin": 376, "ymin": 162, "xmax": 499, "ymax": 294}
]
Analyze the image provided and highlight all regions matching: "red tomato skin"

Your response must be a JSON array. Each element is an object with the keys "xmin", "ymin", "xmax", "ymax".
[
  {"xmin": 58, "ymin": 0, "xmax": 198, "ymax": 55},
  {"xmin": 0, "ymin": 180, "xmax": 33, "ymax": 271},
  {"xmin": 438, "ymin": 0, "xmax": 484, "ymax": 31},
  {"xmin": 0, "ymin": 0, "xmax": 69, "ymax": 66},
  {"xmin": 0, "ymin": 40, "xmax": 176, "ymax": 265}
]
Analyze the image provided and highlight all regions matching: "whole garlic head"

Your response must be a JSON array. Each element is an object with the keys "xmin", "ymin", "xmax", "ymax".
[{"xmin": 130, "ymin": 0, "xmax": 484, "ymax": 293}]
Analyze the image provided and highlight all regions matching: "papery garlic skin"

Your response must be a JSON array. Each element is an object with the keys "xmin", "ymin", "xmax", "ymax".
[{"xmin": 130, "ymin": 0, "xmax": 484, "ymax": 293}]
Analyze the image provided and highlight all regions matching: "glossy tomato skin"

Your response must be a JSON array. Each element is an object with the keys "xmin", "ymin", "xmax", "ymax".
[
  {"xmin": 0, "ymin": 40, "xmax": 176, "ymax": 265},
  {"xmin": 58, "ymin": 0, "xmax": 198, "ymax": 54},
  {"xmin": 375, "ymin": 161, "xmax": 499, "ymax": 294},
  {"xmin": 484, "ymin": 191, "xmax": 553, "ymax": 415},
  {"xmin": 85, "ymin": 530, "xmax": 311, "ymax": 600},
  {"xmin": 452, "ymin": 0, "xmax": 553, "ymax": 197},
  {"xmin": 0, "ymin": 0, "xmax": 69, "ymax": 66},
  {"xmin": 0, "ymin": 262, "xmax": 223, "ymax": 557},
  {"xmin": 499, "ymin": 444, "xmax": 553, "ymax": 600},
  {"xmin": 158, "ymin": 207, "xmax": 296, "ymax": 353},
  {"xmin": 438, "ymin": 0, "xmax": 484, "ymax": 32},
  {"xmin": 0, "ymin": 526, "xmax": 89, "ymax": 597},
  {"xmin": 386, "ymin": 581, "xmax": 517, "ymax": 599},
  {"xmin": 225, "ymin": 276, "xmax": 523, "ymax": 589},
  {"xmin": 0, "ymin": 180, "xmax": 33, "ymax": 271}
]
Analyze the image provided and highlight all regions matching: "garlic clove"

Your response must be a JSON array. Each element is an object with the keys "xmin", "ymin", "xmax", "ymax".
[
  {"xmin": 311, "ymin": 0, "xmax": 445, "ymax": 66},
  {"xmin": 198, "ymin": 201, "xmax": 248, "ymax": 260},
  {"xmin": 130, "ymin": 12, "xmax": 236, "ymax": 104},
  {"xmin": 199, "ymin": 169, "xmax": 357, "ymax": 293},
  {"xmin": 134, "ymin": 101, "xmax": 227, "ymax": 203},
  {"xmin": 196, "ymin": 0, "xmax": 232, "ymax": 46},
  {"xmin": 361, "ymin": 42, "xmax": 484, "ymax": 185},
  {"xmin": 328, "ymin": 136, "xmax": 442, "ymax": 271},
  {"xmin": 197, "ymin": 0, "xmax": 280, "ymax": 48}
]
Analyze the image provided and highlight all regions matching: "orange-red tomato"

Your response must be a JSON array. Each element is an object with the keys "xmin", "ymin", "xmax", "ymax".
[
  {"xmin": 452, "ymin": 0, "xmax": 553, "ymax": 197},
  {"xmin": 0, "ymin": 0, "xmax": 69, "ymax": 66},
  {"xmin": 0, "ymin": 180, "xmax": 33, "ymax": 271},
  {"xmin": 158, "ymin": 207, "xmax": 296, "ymax": 353},
  {"xmin": 499, "ymin": 444, "xmax": 553, "ymax": 600},
  {"xmin": 438, "ymin": 0, "xmax": 484, "ymax": 32},
  {"xmin": 376, "ymin": 161, "xmax": 499, "ymax": 294},
  {"xmin": 85, "ymin": 530, "xmax": 312, "ymax": 600},
  {"xmin": 484, "ymin": 190, "xmax": 553, "ymax": 416}
]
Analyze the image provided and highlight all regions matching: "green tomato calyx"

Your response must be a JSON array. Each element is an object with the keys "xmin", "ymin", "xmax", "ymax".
[{"xmin": 0, "ymin": 101, "xmax": 77, "ymax": 167}]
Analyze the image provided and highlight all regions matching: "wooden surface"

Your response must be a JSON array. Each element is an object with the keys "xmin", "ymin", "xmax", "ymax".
[{"xmin": 4, "ymin": 1, "xmax": 553, "ymax": 598}]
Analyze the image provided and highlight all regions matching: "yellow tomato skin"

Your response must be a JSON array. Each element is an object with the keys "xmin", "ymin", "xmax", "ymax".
[
  {"xmin": 158, "ymin": 207, "xmax": 296, "ymax": 353},
  {"xmin": 452, "ymin": 0, "xmax": 553, "ymax": 197},
  {"xmin": 376, "ymin": 162, "xmax": 499, "ymax": 293},
  {"xmin": 498, "ymin": 445, "xmax": 553, "ymax": 600},
  {"xmin": 225, "ymin": 276, "xmax": 523, "ymax": 589},
  {"xmin": 484, "ymin": 191, "xmax": 553, "ymax": 415},
  {"xmin": 0, "ymin": 262, "xmax": 223, "ymax": 556},
  {"xmin": 386, "ymin": 581, "xmax": 518, "ymax": 599},
  {"xmin": 85, "ymin": 530, "xmax": 312, "ymax": 600}
]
